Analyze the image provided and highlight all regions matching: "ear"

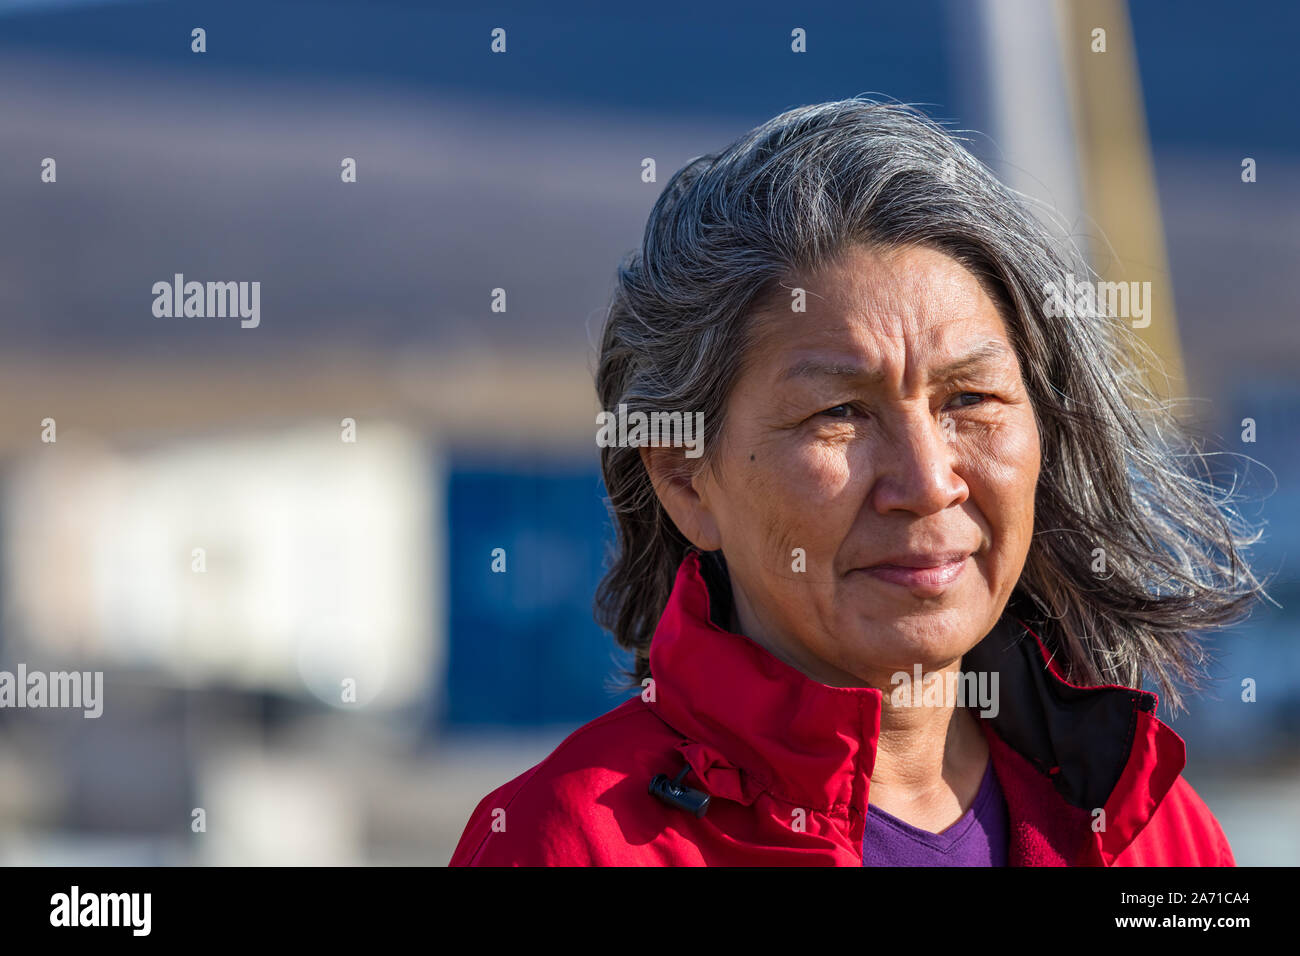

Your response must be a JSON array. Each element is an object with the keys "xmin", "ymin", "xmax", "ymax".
[{"xmin": 639, "ymin": 445, "xmax": 723, "ymax": 552}]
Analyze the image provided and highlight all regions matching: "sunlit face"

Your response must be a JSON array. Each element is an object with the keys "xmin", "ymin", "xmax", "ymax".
[{"xmin": 650, "ymin": 243, "xmax": 1041, "ymax": 689}]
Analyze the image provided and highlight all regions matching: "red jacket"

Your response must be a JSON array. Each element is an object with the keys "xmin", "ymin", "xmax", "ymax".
[{"xmin": 450, "ymin": 550, "xmax": 1235, "ymax": 866}]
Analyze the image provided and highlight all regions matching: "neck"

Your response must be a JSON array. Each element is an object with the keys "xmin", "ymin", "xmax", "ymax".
[{"xmin": 868, "ymin": 665, "xmax": 990, "ymax": 832}]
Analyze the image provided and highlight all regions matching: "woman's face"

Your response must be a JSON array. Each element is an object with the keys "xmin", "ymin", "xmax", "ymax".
[{"xmin": 653, "ymin": 242, "xmax": 1041, "ymax": 688}]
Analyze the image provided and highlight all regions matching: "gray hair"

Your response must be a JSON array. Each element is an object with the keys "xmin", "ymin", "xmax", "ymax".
[{"xmin": 594, "ymin": 97, "xmax": 1270, "ymax": 715}]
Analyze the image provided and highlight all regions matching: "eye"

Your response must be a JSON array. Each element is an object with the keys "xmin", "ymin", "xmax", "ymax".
[
  {"xmin": 947, "ymin": 392, "xmax": 990, "ymax": 409},
  {"xmin": 817, "ymin": 403, "xmax": 856, "ymax": 419}
]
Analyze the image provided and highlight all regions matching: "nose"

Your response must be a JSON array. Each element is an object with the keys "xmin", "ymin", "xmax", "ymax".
[{"xmin": 870, "ymin": 407, "xmax": 968, "ymax": 515}]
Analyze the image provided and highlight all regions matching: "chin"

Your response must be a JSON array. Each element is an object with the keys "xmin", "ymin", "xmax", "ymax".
[{"xmin": 844, "ymin": 606, "xmax": 988, "ymax": 673}]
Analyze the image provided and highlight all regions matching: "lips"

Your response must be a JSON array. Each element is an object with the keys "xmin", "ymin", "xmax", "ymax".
[
  {"xmin": 867, "ymin": 551, "xmax": 971, "ymax": 569},
  {"xmin": 855, "ymin": 552, "xmax": 971, "ymax": 595}
]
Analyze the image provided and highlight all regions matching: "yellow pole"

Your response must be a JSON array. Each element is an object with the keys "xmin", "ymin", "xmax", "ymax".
[{"xmin": 1057, "ymin": 0, "xmax": 1188, "ymax": 413}]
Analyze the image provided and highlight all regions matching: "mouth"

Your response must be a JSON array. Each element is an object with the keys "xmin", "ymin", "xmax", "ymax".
[{"xmin": 853, "ymin": 552, "xmax": 971, "ymax": 597}]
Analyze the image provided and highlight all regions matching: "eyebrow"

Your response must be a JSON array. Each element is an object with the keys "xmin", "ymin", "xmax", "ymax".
[{"xmin": 778, "ymin": 339, "xmax": 1015, "ymax": 385}]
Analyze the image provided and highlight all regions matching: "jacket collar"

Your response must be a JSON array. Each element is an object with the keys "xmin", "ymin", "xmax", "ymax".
[{"xmin": 646, "ymin": 549, "xmax": 1187, "ymax": 863}]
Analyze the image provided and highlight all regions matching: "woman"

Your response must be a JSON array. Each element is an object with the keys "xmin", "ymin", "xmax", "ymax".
[{"xmin": 450, "ymin": 98, "xmax": 1266, "ymax": 866}]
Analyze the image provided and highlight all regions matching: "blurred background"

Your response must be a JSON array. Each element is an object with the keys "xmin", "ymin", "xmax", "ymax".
[{"xmin": 0, "ymin": 0, "xmax": 1296, "ymax": 865}]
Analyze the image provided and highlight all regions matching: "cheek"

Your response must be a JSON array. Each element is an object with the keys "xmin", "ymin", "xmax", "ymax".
[
  {"xmin": 769, "ymin": 437, "xmax": 875, "ymax": 532},
  {"xmin": 961, "ymin": 416, "xmax": 1040, "ymax": 548},
  {"xmin": 722, "ymin": 434, "xmax": 862, "ymax": 560}
]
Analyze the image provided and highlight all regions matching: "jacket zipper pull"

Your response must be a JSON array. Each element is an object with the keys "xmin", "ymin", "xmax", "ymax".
[{"xmin": 649, "ymin": 762, "xmax": 711, "ymax": 817}]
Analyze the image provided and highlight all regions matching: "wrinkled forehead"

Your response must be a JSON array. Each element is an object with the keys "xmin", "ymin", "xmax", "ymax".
[{"xmin": 739, "ymin": 243, "xmax": 1018, "ymax": 377}]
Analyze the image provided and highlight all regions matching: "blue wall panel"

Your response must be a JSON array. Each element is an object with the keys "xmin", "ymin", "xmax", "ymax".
[{"xmin": 443, "ymin": 459, "xmax": 631, "ymax": 726}]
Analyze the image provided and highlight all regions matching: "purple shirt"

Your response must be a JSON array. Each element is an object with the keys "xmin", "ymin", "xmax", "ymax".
[{"xmin": 862, "ymin": 760, "xmax": 1009, "ymax": 866}]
